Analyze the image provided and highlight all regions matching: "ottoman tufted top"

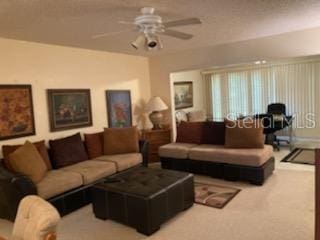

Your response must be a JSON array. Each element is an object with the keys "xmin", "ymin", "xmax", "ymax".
[{"xmin": 96, "ymin": 167, "xmax": 193, "ymax": 198}]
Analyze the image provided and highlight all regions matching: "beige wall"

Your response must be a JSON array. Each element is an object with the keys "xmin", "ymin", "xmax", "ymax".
[
  {"xmin": 149, "ymin": 27, "xmax": 320, "ymax": 129},
  {"xmin": 0, "ymin": 38, "xmax": 151, "ymax": 154}
]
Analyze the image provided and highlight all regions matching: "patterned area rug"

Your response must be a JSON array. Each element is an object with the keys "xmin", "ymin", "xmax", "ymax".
[
  {"xmin": 281, "ymin": 148, "xmax": 315, "ymax": 165},
  {"xmin": 194, "ymin": 182, "xmax": 241, "ymax": 209}
]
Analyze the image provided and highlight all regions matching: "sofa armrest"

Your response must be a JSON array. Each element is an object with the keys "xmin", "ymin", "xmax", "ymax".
[
  {"xmin": 0, "ymin": 162, "xmax": 37, "ymax": 193},
  {"xmin": 139, "ymin": 140, "xmax": 149, "ymax": 167},
  {"xmin": 0, "ymin": 162, "xmax": 37, "ymax": 221}
]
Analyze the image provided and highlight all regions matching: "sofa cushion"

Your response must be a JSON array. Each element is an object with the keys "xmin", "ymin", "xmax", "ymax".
[
  {"xmin": 224, "ymin": 119, "xmax": 264, "ymax": 148},
  {"xmin": 61, "ymin": 160, "xmax": 116, "ymax": 184},
  {"xmin": 9, "ymin": 141, "xmax": 48, "ymax": 184},
  {"xmin": 36, "ymin": 170, "xmax": 83, "ymax": 199},
  {"xmin": 159, "ymin": 143, "xmax": 198, "ymax": 159},
  {"xmin": 202, "ymin": 121, "xmax": 225, "ymax": 145},
  {"xmin": 103, "ymin": 127, "xmax": 139, "ymax": 155},
  {"xmin": 189, "ymin": 144, "xmax": 273, "ymax": 167},
  {"xmin": 3, "ymin": 140, "xmax": 52, "ymax": 170},
  {"xmin": 176, "ymin": 122, "xmax": 204, "ymax": 144},
  {"xmin": 49, "ymin": 133, "xmax": 89, "ymax": 168},
  {"xmin": 84, "ymin": 132, "xmax": 104, "ymax": 159},
  {"xmin": 93, "ymin": 153, "xmax": 142, "ymax": 171}
]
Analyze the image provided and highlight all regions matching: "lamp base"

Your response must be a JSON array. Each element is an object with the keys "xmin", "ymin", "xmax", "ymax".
[{"xmin": 149, "ymin": 111, "xmax": 163, "ymax": 130}]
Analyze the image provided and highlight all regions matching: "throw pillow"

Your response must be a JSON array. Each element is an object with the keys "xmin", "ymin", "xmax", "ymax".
[
  {"xmin": 49, "ymin": 133, "xmax": 88, "ymax": 168},
  {"xmin": 84, "ymin": 132, "xmax": 104, "ymax": 159},
  {"xmin": 9, "ymin": 141, "xmax": 47, "ymax": 183},
  {"xmin": 176, "ymin": 122, "xmax": 204, "ymax": 144},
  {"xmin": 224, "ymin": 119, "xmax": 264, "ymax": 148},
  {"xmin": 103, "ymin": 127, "xmax": 139, "ymax": 155},
  {"xmin": 2, "ymin": 140, "xmax": 52, "ymax": 170},
  {"xmin": 202, "ymin": 121, "xmax": 226, "ymax": 145}
]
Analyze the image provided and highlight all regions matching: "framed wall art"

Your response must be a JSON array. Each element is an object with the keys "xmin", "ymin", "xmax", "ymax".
[
  {"xmin": 47, "ymin": 89, "xmax": 92, "ymax": 132},
  {"xmin": 106, "ymin": 90, "xmax": 132, "ymax": 128},
  {"xmin": 0, "ymin": 85, "xmax": 36, "ymax": 140},
  {"xmin": 174, "ymin": 81, "xmax": 193, "ymax": 109}
]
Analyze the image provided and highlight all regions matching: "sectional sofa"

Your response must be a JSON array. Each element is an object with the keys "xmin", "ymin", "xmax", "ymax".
[
  {"xmin": 0, "ymin": 128, "xmax": 148, "ymax": 221},
  {"xmin": 159, "ymin": 121, "xmax": 275, "ymax": 185}
]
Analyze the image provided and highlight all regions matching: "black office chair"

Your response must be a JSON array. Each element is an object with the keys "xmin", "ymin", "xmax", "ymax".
[
  {"xmin": 267, "ymin": 103, "xmax": 286, "ymax": 116},
  {"xmin": 256, "ymin": 103, "xmax": 292, "ymax": 150},
  {"xmin": 267, "ymin": 103, "xmax": 292, "ymax": 150}
]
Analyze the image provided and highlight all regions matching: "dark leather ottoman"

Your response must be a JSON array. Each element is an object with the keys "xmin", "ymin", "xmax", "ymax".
[{"xmin": 92, "ymin": 167, "xmax": 194, "ymax": 235}]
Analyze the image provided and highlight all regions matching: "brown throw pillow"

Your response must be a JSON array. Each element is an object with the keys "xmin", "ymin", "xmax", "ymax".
[
  {"xmin": 49, "ymin": 133, "xmax": 88, "ymax": 169},
  {"xmin": 84, "ymin": 132, "xmax": 104, "ymax": 159},
  {"xmin": 176, "ymin": 122, "xmax": 204, "ymax": 144},
  {"xmin": 202, "ymin": 121, "xmax": 226, "ymax": 145},
  {"xmin": 2, "ymin": 140, "xmax": 52, "ymax": 170},
  {"xmin": 9, "ymin": 141, "xmax": 47, "ymax": 183},
  {"xmin": 224, "ymin": 119, "xmax": 264, "ymax": 148},
  {"xmin": 104, "ymin": 127, "xmax": 139, "ymax": 155}
]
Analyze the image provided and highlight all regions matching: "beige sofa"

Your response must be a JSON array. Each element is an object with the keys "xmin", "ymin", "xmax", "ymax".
[
  {"xmin": 159, "ymin": 121, "xmax": 275, "ymax": 185},
  {"xmin": 37, "ymin": 153, "xmax": 142, "ymax": 200},
  {"xmin": 0, "ymin": 131, "xmax": 148, "ymax": 220}
]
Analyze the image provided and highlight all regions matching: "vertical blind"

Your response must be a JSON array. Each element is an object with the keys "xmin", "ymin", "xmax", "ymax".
[{"xmin": 203, "ymin": 60, "xmax": 320, "ymax": 133}]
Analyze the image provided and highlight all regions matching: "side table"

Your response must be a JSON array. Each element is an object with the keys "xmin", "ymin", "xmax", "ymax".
[{"xmin": 141, "ymin": 129, "xmax": 171, "ymax": 163}]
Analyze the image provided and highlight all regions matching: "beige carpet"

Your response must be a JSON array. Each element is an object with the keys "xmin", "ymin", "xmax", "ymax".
[{"xmin": 0, "ymin": 168, "xmax": 314, "ymax": 240}]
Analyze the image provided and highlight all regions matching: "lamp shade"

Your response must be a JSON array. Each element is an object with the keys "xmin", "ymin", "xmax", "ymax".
[{"xmin": 146, "ymin": 96, "xmax": 168, "ymax": 112}]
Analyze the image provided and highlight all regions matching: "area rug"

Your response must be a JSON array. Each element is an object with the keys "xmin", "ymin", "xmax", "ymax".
[
  {"xmin": 281, "ymin": 148, "xmax": 315, "ymax": 165},
  {"xmin": 194, "ymin": 182, "xmax": 241, "ymax": 209}
]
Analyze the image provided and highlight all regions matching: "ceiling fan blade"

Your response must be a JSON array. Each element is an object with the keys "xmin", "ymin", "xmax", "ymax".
[
  {"xmin": 163, "ymin": 18, "xmax": 202, "ymax": 28},
  {"xmin": 161, "ymin": 29, "xmax": 194, "ymax": 40},
  {"xmin": 92, "ymin": 29, "xmax": 133, "ymax": 39}
]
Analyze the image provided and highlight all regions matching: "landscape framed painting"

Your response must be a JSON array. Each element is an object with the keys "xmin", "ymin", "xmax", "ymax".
[
  {"xmin": 106, "ymin": 90, "xmax": 132, "ymax": 128},
  {"xmin": 0, "ymin": 85, "xmax": 36, "ymax": 141},
  {"xmin": 174, "ymin": 81, "xmax": 193, "ymax": 109},
  {"xmin": 47, "ymin": 89, "xmax": 92, "ymax": 132}
]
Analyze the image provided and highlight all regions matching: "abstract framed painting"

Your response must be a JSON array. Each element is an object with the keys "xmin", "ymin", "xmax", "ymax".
[
  {"xmin": 106, "ymin": 90, "xmax": 132, "ymax": 128},
  {"xmin": 47, "ymin": 89, "xmax": 92, "ymax": 132},
  {"xmin": 0, "ymin": 85, "xmax": 36, "ymax": 141},
  {"xmin": 174, "ymin": 81, "xmax": 193, "ymax": 109}
]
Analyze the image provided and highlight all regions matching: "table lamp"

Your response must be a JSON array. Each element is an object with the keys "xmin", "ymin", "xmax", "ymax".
[{"xmin": 146, "ymin": 96, "xmax": 168, "ymax": 129}]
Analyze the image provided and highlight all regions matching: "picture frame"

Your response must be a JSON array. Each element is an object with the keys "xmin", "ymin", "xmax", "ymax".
[
  {"xmin": 47, "ymin": 89, "xmax": 92, "ymax": 132},
  {"xmin": 0, "ymin": 85, "xmax": 36, "ymax": 140},
  {"xmin": 106, "ymin": 90, "xmax": 132, "ymax": 128},
  {"xmin": 174, "ymin": 81, "xmax": 193, "ymax": 109}
]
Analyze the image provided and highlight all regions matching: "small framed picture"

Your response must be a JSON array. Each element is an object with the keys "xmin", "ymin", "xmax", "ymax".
[
  {"xmin": 106, "ymin": 90, "xmax": 132, "ymax": 128},
  {"xmin": 47, "ymin": 89, "xmax": 92, "ymax": 132},
  {"xmin": 0, "ymin": 85, "xmax": 35, "ymax": 140},
  {"xmin": 174, "ymin": 81, "xmax": 193, "ymax": 109}
]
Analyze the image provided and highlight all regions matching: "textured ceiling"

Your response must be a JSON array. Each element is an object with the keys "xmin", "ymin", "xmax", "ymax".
[{"xmin": 1, "ymin": 0, "xmax": 320, "ymax": 56}]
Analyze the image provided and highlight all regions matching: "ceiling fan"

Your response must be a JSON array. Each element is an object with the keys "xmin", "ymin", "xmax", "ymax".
[{"xmin": 92, "ymin": 7, "xmax": 202, "ymax": 51}]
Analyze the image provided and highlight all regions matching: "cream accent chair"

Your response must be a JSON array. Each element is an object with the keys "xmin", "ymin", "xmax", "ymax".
[{"xmin": 0, "ymin": 195, "xmax": 60, "ymax": 240}]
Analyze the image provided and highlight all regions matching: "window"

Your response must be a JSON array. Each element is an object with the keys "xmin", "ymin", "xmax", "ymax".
[{"xmin": 205, "ymin": 60, "xmax": 319, "ymax": 133}]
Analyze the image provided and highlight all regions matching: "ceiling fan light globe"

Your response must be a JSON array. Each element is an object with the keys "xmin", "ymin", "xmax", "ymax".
[
  {"xmin": 146, "ymin": 34, "xmax": 158, "ymax": 48},
  {"xmin": 148, "ymin": 41, "xmax": 157, "ymax": 48},
  {"xmin": 131, "ymin": 35, "xmax": 145, "ymax": 50}
]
